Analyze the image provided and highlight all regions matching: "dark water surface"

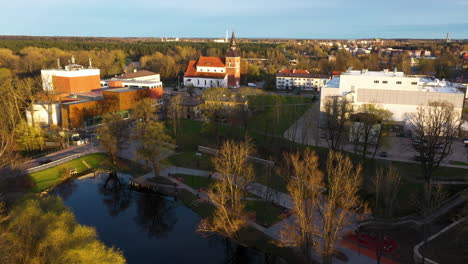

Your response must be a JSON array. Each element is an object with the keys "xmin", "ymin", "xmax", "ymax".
[{"xmin": 53, "ymin": 174, "xmax": 274, "ymax": 264}]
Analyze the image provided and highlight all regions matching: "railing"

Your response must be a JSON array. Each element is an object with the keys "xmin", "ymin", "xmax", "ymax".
[{"xmin": 197, "ymin": 146, "xmax": 275, "ymax": 167}]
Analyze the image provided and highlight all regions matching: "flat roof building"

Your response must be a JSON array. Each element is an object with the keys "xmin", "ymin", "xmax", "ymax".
[{"xmin": 320, "ymin": 69, "xmax": 465, "ymax": 122}]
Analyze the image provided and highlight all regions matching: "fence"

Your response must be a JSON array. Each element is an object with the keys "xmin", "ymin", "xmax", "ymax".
[
  {"xmin": 197, "ymin": 146, "xmax": 275, "ymax": 167},
  {"xmin": 25, "ymin": 145, "xmax": 99, "ymax": 174}
]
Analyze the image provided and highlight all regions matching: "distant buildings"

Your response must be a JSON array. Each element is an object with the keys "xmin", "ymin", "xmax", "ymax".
[
  {"xmin": 276, "ymin": 69, "xmax": 329, "ymax": 91},
  {"xmin": 321, "ymin": 69, "xmax": 465, "ymax": 123},
  {"xmin": 27, "ymin": 57, "xmax": 163, "ymax": 129},
  {"xmin": 184, "ymin": 32, "xmax": 240, "ymax": 89}
]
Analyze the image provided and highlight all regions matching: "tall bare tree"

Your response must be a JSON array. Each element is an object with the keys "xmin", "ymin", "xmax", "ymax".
[
  {"xmin": 350, "ymin": 104, "xmax": 392, "ymax": 160},
  {"xmin": 405, "ymin": 101, "xmax": 461, "ymax": 184},
  {"xmin": 317, "ymin": 151, "xmax": 365, "ymax": 264},
  {"xmin": 167, "ymin": 94, "xmax": 183, "ymax": 136},
  {"xmin": 278, "ymin": 149, "xmax": 324, "ymax": 262},
  {"xmin": 322, "ymin": 96, "xmax": 353, "ymax": 151},
  {"xmin": 198, "ymin": 139, "xmax": 254, "ymax": 239},
  {"xmin": 371, "ymin": 166, "xmax": 401, "ymax": 264}
]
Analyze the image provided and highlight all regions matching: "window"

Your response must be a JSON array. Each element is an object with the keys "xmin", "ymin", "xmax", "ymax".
[
  {"xmin": 396, "ymin": 81, "xmax": 402, "ymax": 84},
  {"xmin": 411, "ymin": 82, "xmax": 417, "ymax": 85},
  {"xmin": 382, "ymin": 81, "xmax": 388, "ymax": 84},
  {"xmin": 374, "ymin": 80, "xmax": 379, "ymax": 84}
]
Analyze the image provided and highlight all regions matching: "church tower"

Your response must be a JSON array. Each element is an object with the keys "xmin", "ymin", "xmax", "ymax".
[{"xmin": 225, "ymin": 31, "xmax": 240, "ymax": 88}]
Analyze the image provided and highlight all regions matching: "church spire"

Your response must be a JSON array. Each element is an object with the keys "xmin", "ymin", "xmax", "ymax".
[{"xmin": 229, "ymin": 30, "xmax": 237, "ymax": 50}]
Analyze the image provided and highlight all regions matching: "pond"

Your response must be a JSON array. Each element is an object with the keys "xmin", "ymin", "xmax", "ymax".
[{"xmin": 53, "ymin": 174, "xmax": 280, "ymax": 264}]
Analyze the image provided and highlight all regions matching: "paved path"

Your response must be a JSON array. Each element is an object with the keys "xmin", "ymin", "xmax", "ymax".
[
  {"xmin": 158, "ymin": 165, "xmax": 380, "ymax": 264},
  {"xmin": 283, "ymin": 102, "xmax": 468, "ymax": 171}
]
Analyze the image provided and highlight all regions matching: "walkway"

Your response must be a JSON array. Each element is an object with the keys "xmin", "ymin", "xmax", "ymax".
[{"xmin": 155, "ymin": 165, "xmax": 380, "ymax": 264}]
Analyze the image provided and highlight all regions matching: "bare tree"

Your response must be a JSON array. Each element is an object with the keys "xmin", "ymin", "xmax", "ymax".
[
  {"xmin": 317, "ymin": 151, "xmax": 366, "ymax": 264},
  {"xmin": 371, "ymin": 166, "xmax": 401, "ymax": 264},
  {"xmin": 405, "ymin": 101, "xmax": 461, "ymax": 184},
  {"xmin": 198, "ymin": 139, "xmax": 254, "ymax": 239},
  {"xmin": 350, "ymin": 104, "xmax": 392, "ymax": 160},
  {"xmin": 322, "ymin": 96, "xmax": 353, "ymax": 151},
  {"xmin": 167, "ymin": 94, "xmax": 183, "ymax": 136},
  {"xmin": 278, "ymin": 149, "xmax": 324, "ymax": 262}
]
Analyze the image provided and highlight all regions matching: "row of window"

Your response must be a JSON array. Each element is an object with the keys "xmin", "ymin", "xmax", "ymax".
[
  {"xmin": 199, "ymin": 68, "xmax": 225, "ymax": 73},
  {"xmin": 373, "ymin": 80, "xmax": 418, "ymax": 85}
]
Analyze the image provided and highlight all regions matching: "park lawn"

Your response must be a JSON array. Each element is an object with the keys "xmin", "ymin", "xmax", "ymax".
[
  {"xmin": 177, "ymin": 189, "xmax": 215, "ymax": 218},
  {"xmin": 164, "ymin": 151, "xmax": 213, "ymax": 171},
  {"xmin": 449, "ymin": 160, "xmax": 468, "ymax": 166},
  {"xmin": 29, "ymin": 153, "xmax": 109, "ymax": 193},
  {"xmin": 247, "ymin": 95, "xmax": 314, "ymax": 136},
  {"xmin": 29, "ymin": 153, "xmax": 150, "ymax": 193},
  {"xmin": 245, "ymin": 200, "xmax": 286, "ymax": 227},
  {"xmin": 170, "ymin": 173, "xmax": 215, "ymax": 189}
]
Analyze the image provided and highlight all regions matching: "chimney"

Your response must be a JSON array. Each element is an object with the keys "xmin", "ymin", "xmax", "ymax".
[
  {"xmin": 71, "ymin": 55, "xmax": 75, "ymax": 64},
  {"xmin": 57, "ymin": 59, "xmax": 61, "ymax": 69},
  {"xmin": 88, "ymin": 58, "xmax": 92, "ymax": 68},
  {"xmin": 393, "ymin": 67, "xmax": 397, "ymax": 73}
]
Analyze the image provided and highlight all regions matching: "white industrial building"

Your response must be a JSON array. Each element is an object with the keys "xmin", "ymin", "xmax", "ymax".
[
  {"xmin": 26, "ymin": 103, "xmax": 61, "ymax": 126},
  {"xmin": 320, "ymin": 69, "xmax": 466, "ymax": 122}
]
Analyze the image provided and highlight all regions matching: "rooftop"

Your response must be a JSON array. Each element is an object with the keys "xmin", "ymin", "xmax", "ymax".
[
  {"xmin": 277, "ymin": 69, "xmax": 329, "ymax": 78},
  {"xmin": 196, "ymin": 56, "xmax": 226, "ymax": 68},
  {"xmin": 341, "ymin": 69, "xmax": 405, "ymax": 77},
  {"xmin": 184, "ymin": 60, "xmax": 227, "ymax": 79},
  {"xmin": 115, "ymin": 70, "xmax": 158, "ymax": 79}
]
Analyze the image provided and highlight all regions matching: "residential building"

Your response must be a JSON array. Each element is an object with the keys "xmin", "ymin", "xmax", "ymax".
[
  {"xmin": 276, "ymin": 69, "xmax": 329, "ymax": 91},
  {"xmin": 320, "ymin": 69, "xmax": 465, "ymax": 123},
  {"xmin": 183, "ymin": 31, "xmax": 240, "ymax": 89}
]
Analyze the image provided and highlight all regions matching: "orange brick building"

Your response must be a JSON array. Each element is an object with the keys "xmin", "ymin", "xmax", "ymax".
[{"xmin": 35, "ymin": 59, "xmax": 163, "ymax": 129}]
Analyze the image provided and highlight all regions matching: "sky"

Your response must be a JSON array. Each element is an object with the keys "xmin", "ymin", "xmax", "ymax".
[{"xmin": 1, "ymin": 0, "xmax": 467, "ymax": 39}]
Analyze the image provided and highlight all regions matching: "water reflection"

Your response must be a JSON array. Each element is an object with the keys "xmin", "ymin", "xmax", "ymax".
[
  {"xmin": 134, "ymin": 193, "xmax": 177, "ymax": 238},
  {"xmin": 53, "ymin": 173, "xmax": 284, "ymax": 264}
]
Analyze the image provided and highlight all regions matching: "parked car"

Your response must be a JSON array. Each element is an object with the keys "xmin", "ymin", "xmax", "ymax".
[
  {"xmin": 379, "ymin": 151, "xmax": 388, "ymax": 157},
  {"xmin": 463, "ymin": 138, "xmax": 468, "ymax": 144}
]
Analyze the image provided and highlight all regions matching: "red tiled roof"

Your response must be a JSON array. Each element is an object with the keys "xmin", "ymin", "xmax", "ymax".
[
  {"xmin": 280, "ymin": 69, "xmax": 310, "ymax": 74},
  {"xmin": 196, "ymin": 56, "xmax": 226, "ymax": 67},
  {"xmin": 184, "ymin": 60, "xmax": 227, "ymax": 79}
]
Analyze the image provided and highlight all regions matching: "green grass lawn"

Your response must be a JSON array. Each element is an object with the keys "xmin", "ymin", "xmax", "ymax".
[
  {"xmin": 29, "ymin": 153, "xmax": 150, "ymax": 193},
  {"xmin": 29, "ymin": 153, "xmax": 108, "ymax": 192},
  {"xmin": 245, "ymin": 200, "xmax": 286, "ymax": 227},
  {"xmin": 164, "ymin": 151, "xmax": 213, "ymax": 171},
  {"xmin": 449, "ymin": 160, "xmax": 468, "ymax": 166},
  {"xmin": 170, "ymin": 173, "xmax": 215, "ymax": 189},
  {"xmin": 247, "ymin": 94, "xmax": 314, "ymax": 136}
]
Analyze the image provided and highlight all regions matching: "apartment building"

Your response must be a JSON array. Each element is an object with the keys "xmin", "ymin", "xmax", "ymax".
[{"xmin": 276, "ymin": 69, "xmax": 329, "ymax": 91}]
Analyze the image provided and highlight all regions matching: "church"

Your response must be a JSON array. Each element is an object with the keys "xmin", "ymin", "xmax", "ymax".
[{"xmin": 183, "ymin": 32, "xmax": 240, "ymax": 89}]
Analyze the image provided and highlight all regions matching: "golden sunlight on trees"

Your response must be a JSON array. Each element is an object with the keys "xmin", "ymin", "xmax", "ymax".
[
  {"xmin": 0, "ymin": 197, "xmax": 125, "ymax": 264},
  {"xmin": 134, "ymin": 121, "xmax": 172, "ymax": 177},
  {"xmin": 278, "ymin": 149, "xmax": 324, "ymax": 262},
  {"xmin": 198, "ymin": 139, "xmax": 254, "ymax": 239},
  {"xmin": 318, "ymin": 151, "xmax": 366, "ymax": 264},
  {"xmin": 97, "ymin": 113, "xmax": 130, "ymax": 165}
]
